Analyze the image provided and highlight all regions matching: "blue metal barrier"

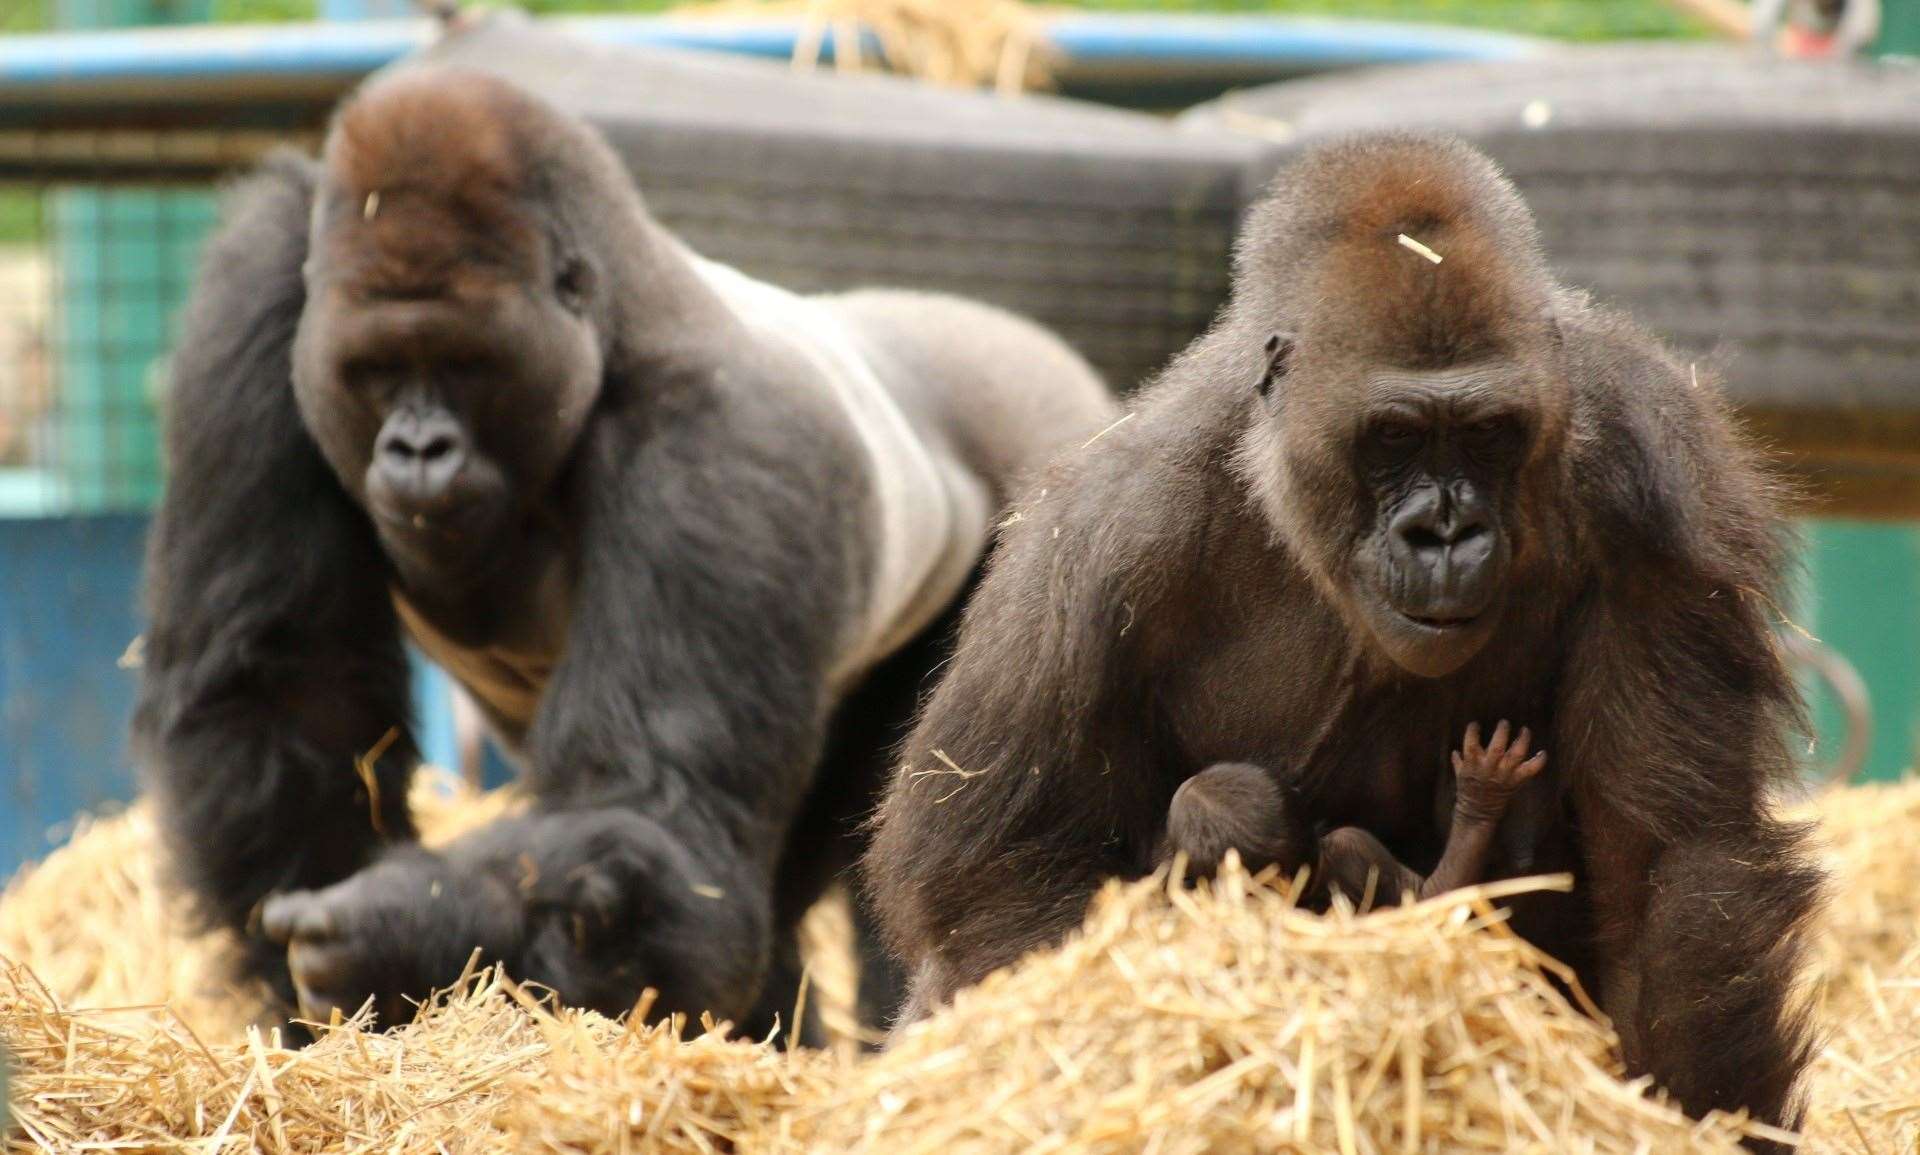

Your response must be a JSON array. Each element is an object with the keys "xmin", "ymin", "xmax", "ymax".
[
  {"xmin": 0, "ymin": 514, "xmax": 145, "ymax": 871},
  {"xmin": 0, "ymin": 14, "xmax": 1541, "ymax": 107},
  {"xmin": 0, "ymin": 513, "xmax": 470, "ymax": 877}
]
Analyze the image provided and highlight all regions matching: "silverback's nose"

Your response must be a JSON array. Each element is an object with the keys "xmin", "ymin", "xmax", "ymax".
[{"xmin": 374, "ymin": 408, "xmax": 466, "ymax": 501}]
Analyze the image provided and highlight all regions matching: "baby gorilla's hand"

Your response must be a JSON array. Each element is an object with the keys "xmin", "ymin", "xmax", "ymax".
[
  {"xmin": 1451, "ymin": 720, "xmax": 1547, "ymax": 826},
  {"xmin": 261, "ymin": 847, "xmax": 522, "ymax": 1029}
]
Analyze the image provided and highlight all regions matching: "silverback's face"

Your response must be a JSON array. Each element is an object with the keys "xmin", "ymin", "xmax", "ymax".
[
  {"xmin": 291, "ymin": 178, "xmax": 603, "ymax": 586},
  {"xmin": 1346, "ymin": 361, "xmax": 1534, "ymax": 678}
]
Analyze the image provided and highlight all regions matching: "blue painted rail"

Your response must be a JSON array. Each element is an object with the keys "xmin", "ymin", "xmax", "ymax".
[{"xmin": 0, "ymin": 13, "xmax": 1540, "ymax": 106}]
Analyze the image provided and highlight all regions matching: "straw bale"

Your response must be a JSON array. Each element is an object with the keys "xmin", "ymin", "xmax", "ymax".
[
  {"xmin": 1797, "ymin": 778, "xmax": 1920, "ymax": 1010},
  {"xmin": 0, "ymin": 806, "xmax": 271, "ymax": 1043},
  {"xmin": 1795, "ymin": 778, "xmax": 1920, "ymax": 1154},
  {"xmin": 673, "ymin": 0, "xmax": 1052, "ymax": 92},
  {"xmin": 1802, "ymin": 940, "xmax": 1920, "ymax": 1155},
  {"xmin": 0, "ymin": 960, "xmax": 836, "ymax": 1153},
  {"xmin": 799, "ymin": 869, "xmax": 1760, "ymax": 1154}
]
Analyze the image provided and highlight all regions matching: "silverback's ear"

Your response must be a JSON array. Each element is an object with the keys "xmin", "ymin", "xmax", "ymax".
[
  {"xmin": 1541, "ymin": 308, "xmax": 1563, "ymax": 348},
  {"xmin": 1256, "ymin": 332, "xmax": 1296, "ymax": 399},
  {"xmin": 554, "ymin": 255, "xmax": 596, "ymax": 315}
]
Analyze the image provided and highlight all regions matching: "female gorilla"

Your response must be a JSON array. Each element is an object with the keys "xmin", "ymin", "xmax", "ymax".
[
  {"xmin": 867, "ymin": 135, "xmax": 1822, "ymax": 1146},
  {"xmin": 135, "ymin": 67, "xmax": 1113, "ymax": 1041}
]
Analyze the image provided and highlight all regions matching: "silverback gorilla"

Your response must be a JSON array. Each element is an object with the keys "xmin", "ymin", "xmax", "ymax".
[
  {"xmin": 135, "ymin": 67, "xmax": 1113, "ymax": 1041},
  {"xmin": 866, "ymin": 135, "xmax": 1823, "ymax": 1144}
]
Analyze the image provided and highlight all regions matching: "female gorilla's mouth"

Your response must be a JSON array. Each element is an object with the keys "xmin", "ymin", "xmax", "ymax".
[{"xmin": 1402, "ymin": 612, "xmax": 1479, "ymax": 631}]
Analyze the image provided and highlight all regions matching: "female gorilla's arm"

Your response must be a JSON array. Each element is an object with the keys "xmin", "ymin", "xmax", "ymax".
[{"xmin": 1558, "ymin": 327, "xmax": 1823, "ymax": 1146}]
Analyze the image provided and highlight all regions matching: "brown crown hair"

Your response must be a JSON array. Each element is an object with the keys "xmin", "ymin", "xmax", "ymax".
[
  {"xmin": 316, "ymin": 69, "xmax": 549, "ymax": 301},
  {"xmin": 1235, "ymin": 133, "xmax": 1554, "ymax": 372}
]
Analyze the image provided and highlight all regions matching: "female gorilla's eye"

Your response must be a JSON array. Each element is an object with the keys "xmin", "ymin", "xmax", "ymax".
[{"xmin": 1465, "ymin": 416, "xmax": 1520, "ymax": 450}]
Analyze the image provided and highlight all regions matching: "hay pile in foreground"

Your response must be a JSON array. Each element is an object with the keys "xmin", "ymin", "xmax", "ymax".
[
  {"xmin": 0, "ymin": 961, "xmax": 833, "ymax": 1153},
  {"xmin": 808, "ymin": 872, "xmax": 1760, "ymax": 1154},
  {"xmin": 0, "ymin": 807, "xmax": 270, "ymax": 1043},
  {"xmin": 0, "ymin": 771, "xmax": 525, "ymax": 1044},
  {"xmin": 1795, "ymin": 780, "xmax": 1920, "ymax": 1153},
  {"xmin": 0, "ymin": 871, "xmax": 1760, "ymax": 1153},
  {"xmin": 3, "ymin": 779, "xmax": 1918, "ymax": 1153}
]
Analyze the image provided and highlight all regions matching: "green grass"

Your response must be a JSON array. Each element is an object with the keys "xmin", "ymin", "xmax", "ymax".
[
  {"xmin": 513, "ymin": 0, "xmax": 1710, "ymax": 41},
  {"xmin": 0, "ymin": 190, "xmax": 43, "ymax": 246},
  {"xmin": 209, "ymin": 0, "xmax": 311, "ymax": 22},
  {"xmin": 1058, "ymin": 1, "xmax": 1710, "ymax": 40}
]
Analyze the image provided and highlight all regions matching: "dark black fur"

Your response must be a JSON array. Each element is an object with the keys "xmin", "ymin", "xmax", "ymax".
[
  {"xmin": 865, "ymin": 134, "xmax": 1823, "ymax": 1146},
  {"xmin": 136, "ymin": 152, "xmax": 420, "ymax": 992}
]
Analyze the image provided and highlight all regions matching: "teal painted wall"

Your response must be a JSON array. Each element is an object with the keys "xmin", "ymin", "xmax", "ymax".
[
  {"xmin": 1804, "ymin": 522, "xmax": 1920, "ymax": 781},
  {"xmin": 1880, "ymin": 0, "xmax": 1919, "ymax": 53}
]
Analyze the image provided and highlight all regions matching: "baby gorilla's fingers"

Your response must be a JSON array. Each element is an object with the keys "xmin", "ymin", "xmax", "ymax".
[
  {"xmin": 1450, "ymin": 720, "xmax": 1543, "ymax": 825},
  {"xmin": 1484, "ymin": 719, "xmax": 1513, "ymax": 760},
  {"xmin": 1501, "ymin": 726, "xmax": 1533, "ymax": 770}
]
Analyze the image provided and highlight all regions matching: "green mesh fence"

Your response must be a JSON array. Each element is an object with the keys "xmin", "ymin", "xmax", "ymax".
[{"xmin": 0, "ymin": 0, "xmax": 218, "ymax": 516}]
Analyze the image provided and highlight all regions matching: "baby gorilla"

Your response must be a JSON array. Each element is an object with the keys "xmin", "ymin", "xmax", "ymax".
[{"xmin": 1160, "ymin": 722, "xmax": 1546, "ymax": 904}]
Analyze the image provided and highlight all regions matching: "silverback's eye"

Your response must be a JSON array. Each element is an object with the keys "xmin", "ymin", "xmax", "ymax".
[
  {"xmin": 555, "ymin": 257, "xmax": 593, "ymax": 313},
  {"xmin": 1376, "ymin": 421, "xmax": 1421, "ymax": 447}
]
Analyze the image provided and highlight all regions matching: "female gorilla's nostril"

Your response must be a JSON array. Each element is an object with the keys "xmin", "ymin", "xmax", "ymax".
[
  {"xmin": 1399, "ymin": 512, "xmax": 1490, "ymax": 553},
  {"xmin": 1403, "ymin": 525, "xmax": 1448, "ymax": 552},
  {"xmin": 1450, "ymin": 520, "xmax": 1490, "ymax": 548}
]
